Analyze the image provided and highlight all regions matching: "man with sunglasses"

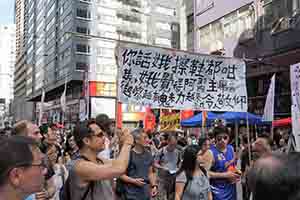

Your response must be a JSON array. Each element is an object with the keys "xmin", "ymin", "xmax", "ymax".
[
  {"xmin": 207, "ymin": 126, "xmax": 240, "ymax": 200},
  {"xmin": 0, "ymin": 136, "xmax": 47, "ymax": 200},
  {"xmin": 65, "ymin": 120, "xmax": 134, "ymax": 200}
]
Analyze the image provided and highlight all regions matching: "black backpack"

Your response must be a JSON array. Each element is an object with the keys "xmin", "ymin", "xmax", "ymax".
[{"xmin": 60, "ymin": 155, "xmax": 96, "ymax": 200}]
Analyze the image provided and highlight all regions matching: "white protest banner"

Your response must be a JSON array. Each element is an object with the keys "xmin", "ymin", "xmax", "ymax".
[
  {"xmin": 116, "ymin": 42, "xmax": 247, "ymax": 112},
  {"xmin": 262, "ymin": 74, "xmax": 275, "ymax": 122},
  {"xmin": 290, "ymin": 63, "xmax": 300, "ymax": 151}
]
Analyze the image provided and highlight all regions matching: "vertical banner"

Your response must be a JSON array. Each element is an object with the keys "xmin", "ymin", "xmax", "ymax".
[
  {"xmin": 38, "ymin": 88, "xmax": 45, "ymax": 126},
  {"xmin": 84, "ymin": 71, "xmax": 90, "ymax": 120},
  {"xmin": 60, "ymin": 78, "xmax": 67, "ymax": 124},
  {"xmin": 60, "ymin": 79, "xmax": 67, "ymax": 113},
  {"xmin": 262, "ymin": 74, "xmax": 275, "ymax": 121},
  {"xmin": 79, "ymin": 99, "xmax": 86, "ymax": 122},
  {"xmin": 116, "ymin": 42, "xmax": 247, "ymax": 112},
  {"xmin": 290, "ymin": 63, "xmax": 300, "ymax": 151},
  {"xmin": 144, "ymin": 107, "xmax": 156, "ymax": 132},
  {"xmin": 202, "ymin": 111, "xmax": 208, "ymax": 127},
  {"xmin": 116, "ymin": 102, "xmax": 123, "ymax": 129}
]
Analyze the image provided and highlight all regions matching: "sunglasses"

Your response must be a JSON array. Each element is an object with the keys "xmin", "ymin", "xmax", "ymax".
[
  {"xmin": 91, "ymin": 131, "xmax": 104, "ymax": 138},
  {"xmin": 216, "ymin": 136, "xmax": 229, "ymax": 142}
]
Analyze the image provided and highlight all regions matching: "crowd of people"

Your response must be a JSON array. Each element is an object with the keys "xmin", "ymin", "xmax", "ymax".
[{"xmin": 0, "ymin": 115, "xmax": 300, "ymax": 200}]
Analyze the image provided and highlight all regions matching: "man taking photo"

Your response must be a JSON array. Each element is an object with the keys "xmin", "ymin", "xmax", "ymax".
[{"xmin": 64, "ymin": 120, "xmax": 133, "ymax": 200}]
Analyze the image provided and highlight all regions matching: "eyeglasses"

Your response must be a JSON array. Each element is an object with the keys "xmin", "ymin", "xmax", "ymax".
[
  {"xmin": 91, "ymin": 131, "xmax": 104, "ymax": 138},
  {"xmin": 15, "ymin": 159, "xmax": 47, "ymax": 169},
  {"xmin": 216, "ymin": 136, "xmax": 229, "ymax": 142},
  {"xmin": 1, "ymin": 159, "xmax": 47, "ymax": 178}
]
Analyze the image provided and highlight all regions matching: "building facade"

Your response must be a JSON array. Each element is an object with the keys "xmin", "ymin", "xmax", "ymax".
[
  {"xmin": 24, "ymin": 0, "xmax": 181, "ymax": 125},
  {"xmin": 0, "ymin": 25, "xmax": 16, "ymax": 122},
  {"xmin": 13, "ymin": 0, "xmax": 34, "ymax": 122},
  {"xmin": 194, "ymin": 0, "xmax": 300, "ymax": 118}
]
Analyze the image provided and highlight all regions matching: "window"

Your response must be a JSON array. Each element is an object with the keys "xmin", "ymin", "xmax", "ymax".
[
  {"xmin": 76, "ymin": 44, "xmax": 90, "ymax": 54},
  {"xmin": 97, "ymin": 40, "xmax": 115, "ymax": 48},
  {"xmin": 27, "ymin": 45, "xmax": 34, "ymax": 55},
  {"xmin": 155, "ymin": 37, "xmax": 171, "ymax": 47},
  {"xmin": 28, "ymin": 2, "xmax": 35, "ymax": 14},
  {"xmin": 97, "ymin": 23, "xmax": 116, "ymax": 32},
  {"xmin": 46, "ymin": 31, "xmax": 55, "ymax": 44},
  {"xmin": 76, "ymin": 8, "xmax": 91, "ymax": 19},
  {"xmin": 198, "ymin": 4, "xmax": 255, "ymax": 51},
  {"xmin": 46, "ymin": 17, "xmax": 55, "ymax": 31},
  {"xmin": 60, "ymin": 4, "xmax": 64, "ymax": 15},
  {"xmin": 46, "ymin": 3, "xmax": 55, "ymax": 18},
  {"xmin": 187, "ymin": 14, "xmax": 194, "ymax": 33},
  {"xmin": 156, "ymin": 22, "xmax": 171, "ymax": 31},
  {"xmin": 36, "ymin": 9, "xmax": 45, "ymax": 22},
  {"xmin": 28, "ymin": 23, "xmax": 34, "ymax": 34},
  {"xmin": 96, "ymin": 47, "xmax": 114, "ymax": 58},
  {"xmin": 262, "ymin": 0, "xmax": 293, "ymax": 29},
  {"xmin": 28, "ymin": 13, "xmax": 35, "ymax": 24},
  {"xmin": 64, "ymin": 12, "xmax": 72, "ymax": 26},
  {"xmin": 76, "ymin": 62, "xmax": 89, "ymax": 71},
  {"xmin": 97, "ymin": 14, "xmax": 117, "ymax": 24},
  {"xmin": 155, "ymin": 6, "xmax": 175, "ymax": 16},
  {"xmin": 36, "ymin": 20, "xmax": 44, "ymax": 32},
  {"xmin": 293, "ymin": 0, "xmax": 300, "ymax": 11},
  {"xmin": 76, "ymin": 27, "xmax": 90, "ymax": 35}
]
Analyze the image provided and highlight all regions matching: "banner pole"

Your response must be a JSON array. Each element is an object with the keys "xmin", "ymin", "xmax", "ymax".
[
  {"xmin": 235, "ymin": 121, "xmax": 239, "ymax": 151},
  {"xmin": 246, "ymin": 113, "xmax": 252, "ymax": 164},
  {"xmin": 115, "ymin": 34, "xmax": 121, "ymax": 135}
]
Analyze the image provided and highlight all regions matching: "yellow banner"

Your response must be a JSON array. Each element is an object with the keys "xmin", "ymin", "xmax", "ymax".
[{"xmin": 160, "ymin": 113, "xmax": 180, "ymax": 131}]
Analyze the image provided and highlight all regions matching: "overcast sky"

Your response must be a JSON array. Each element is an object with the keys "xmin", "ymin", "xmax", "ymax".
[{"xmin": 0, "ymin": 0, "xmax": 14, "ymax": 24}]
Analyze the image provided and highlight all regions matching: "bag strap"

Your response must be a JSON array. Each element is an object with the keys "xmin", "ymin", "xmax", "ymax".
[
  {"xmin": 78, "ymin": 155, "xmax": 97, "ymax": 200},
  {"xmin": 81, "ymin": 182, "xmax": 93, "ymax": 200},
  {"xmin": 158, "ymin": 147, "xmax": 165, "ymax": 164},
  {"xmin": 181, "ymin": 172, "xmax": 191, "ymax": 200}
]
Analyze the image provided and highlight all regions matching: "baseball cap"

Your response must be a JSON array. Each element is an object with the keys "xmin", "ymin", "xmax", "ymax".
[
  {"xmin": 73, "ymin": 121, "xmax": 95, "ymax": 144},
  {"xmin": 95, "ymin": 114, "xmax": 114, "ymax": 131}
]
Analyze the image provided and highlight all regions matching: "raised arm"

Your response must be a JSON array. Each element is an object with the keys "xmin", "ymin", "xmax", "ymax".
[{"xmin": 76, "ymin": 130, "xmax": 134, "ymax": 181}]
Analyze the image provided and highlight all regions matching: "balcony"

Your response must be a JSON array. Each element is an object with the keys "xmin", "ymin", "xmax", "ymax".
[
  {"xmin": 116, "ymin": 0, "xmax": 141, "ymax": 8},
  {"xmin": 116, "ymin": 12, "xmax": 141, "ymax": 23},
  {"xmin": 116, "ymin": 29, "xmax": 141, "ymax": 39}
]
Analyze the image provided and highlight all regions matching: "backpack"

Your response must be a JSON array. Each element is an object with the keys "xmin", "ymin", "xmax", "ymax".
[
  {"xmin": 115, "ymin": 150, "xmax": 135, "ymax": 197},
  {"xmin": 60, "ymin": 155, "xmax": 98, "ymax": 200}
]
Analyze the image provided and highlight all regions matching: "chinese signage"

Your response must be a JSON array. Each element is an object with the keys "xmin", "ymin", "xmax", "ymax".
[
  {"xmin": 160, "ymin": 113, "xmax": 180, "ymax": 131},
  {"xmin": 290, "ymin": 63, "xmax": 300, "ymax": 151},
  {"xmin": 116, "ymin": 42, "xmax": 247, "ymax": 112},
  {"xmin": 89, "ymin": 81, "xmax": 116, "ymax": 97}
]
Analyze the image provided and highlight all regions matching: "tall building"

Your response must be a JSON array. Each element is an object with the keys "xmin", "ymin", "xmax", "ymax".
[
  {"xmin": 0, "ymin": 25, "xmax": 16, "ymax": 121},
  {"xmin": 24, "ymin": 0, "xmax": 181, "ymax": 125},
  {"xmin": 13, "ymin": 0, "xmax": 33, "ymax": 122},
  {"xmin": 175, "ymin": 0, "xmax": 193, "ymax": 51},
  {"xmin": 194, "ymin": 0, "xmax": 300, "ymax": 118},
  {"xmin": 15, "ymin": 0, "xmax": 25, "ymax": 58}
]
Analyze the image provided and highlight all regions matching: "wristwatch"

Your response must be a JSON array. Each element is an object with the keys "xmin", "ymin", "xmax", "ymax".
[{"xmin": 151, "ymin": 185, "xmax": 158, "ymax": 189}]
